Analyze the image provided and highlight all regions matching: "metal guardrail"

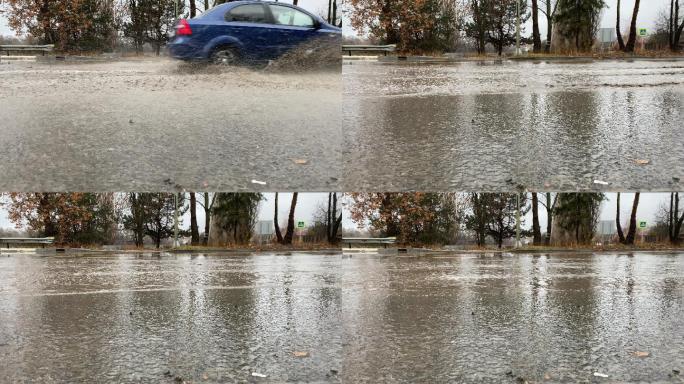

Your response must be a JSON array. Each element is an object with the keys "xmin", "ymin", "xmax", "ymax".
[
  {"xmin": 0, "ymin": 237, "xmax": 55, "ymax": 249},
  {"xmin": 342, "ymin": 44, "xmax": 397, "ymax": 56},
  {"xmin": 0, "ymin": 44, "xmax": 55, "ymax": 56},
  {"xmin": 341, "ymin": 237, "xmax": 397, "ymax": 249}
]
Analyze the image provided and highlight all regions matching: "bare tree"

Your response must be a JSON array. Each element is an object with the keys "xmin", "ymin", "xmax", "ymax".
[
  {"xmin": 669, "ymin": 0, "xmax": 684, "ymax": 51},
  {"xmin": 198, "ymin": 192, "xmax": 215, "ymax": 246},
  {"xmin": 617, "ymin": 193, "xmax": 640, "ymax": 245},
  {"xmin": 616, "ymin": 192, "xmax": 626, "ymax": 243},
  {"xmin": 274, "ymin": 192, "xmax": 284, "ymax": 243},
  {"xmin": 669, "ymin": 192, "xmax": 684, "ymax": 244},
  {"xmin": 532, "ymin": 0, "xmax": 542, "ymax": 52},
  {"xmin": 539, "ymin": 0, "xmax": 558, "ymax": 52},
  {"xmin": 616, "ymin": 0, "xmax": 626, "ymax": 50},
  {"xmin": 189, "ymin": 0, "xmax": 197, "ymax": 17},
  {"xmin": 625, "ymin": 193, "xmax": 640, "ymax": 244},
  {"xmin": 189, "ymin": 192, "xmax": 200, "ymax": 245},
  {"xmin": 327, "ymin": 193, "xmax": 343, "ymax": 244},
  {"xmin": 624, "ymin": 0, "xmax": 641, "ymax": 52},
  {"xmin": 540, "ymin": 193, "xmax": 557, "ymax": 245},
  {"xmin": 532, "ymin": 192, "xmax": 542, "ymax": 245},
  {"xmin": 283, "ymin": 193, "xmax": 298, "ymax": 245}
]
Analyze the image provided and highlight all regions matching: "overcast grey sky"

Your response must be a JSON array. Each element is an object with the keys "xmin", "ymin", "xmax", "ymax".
[{"xmin": 342, "ymin": 0, "xmax": 671, "ymax": 37}]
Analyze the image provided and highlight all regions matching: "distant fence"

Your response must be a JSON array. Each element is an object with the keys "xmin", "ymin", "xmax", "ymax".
[
  {"xmin": 342, "ymin": 44, "xmax": 397, "ymax": 56},
  {"xmin": 0, "ymin": 44, "xmax": 54, "ymax": 56},
  {"xmin": 0, "ymin": 237, "xmax": 55, "ymax": 249}
]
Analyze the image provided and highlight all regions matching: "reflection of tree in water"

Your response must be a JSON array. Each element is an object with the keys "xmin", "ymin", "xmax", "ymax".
[
  {"xmin": 544, "ymin": 91, "xmax": 601, "ymax": 180},
  {"xmin": 544, "ymin": 253, "xmax": 599, "ymax": 379}
]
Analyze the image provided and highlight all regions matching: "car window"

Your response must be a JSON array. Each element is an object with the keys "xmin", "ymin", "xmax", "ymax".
[
  {"xmin": 225, "ymin": 4, "xmax": 268, "ymax": 23},
  {"xmin": 268, "ymin": 5, "xmax": 315, "ymax": 28}
]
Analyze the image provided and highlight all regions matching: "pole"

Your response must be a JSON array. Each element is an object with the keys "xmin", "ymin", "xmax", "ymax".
[
  {"xmin": 516, "ymin": 0, "xmax": 521, "ymax": 55},
  {"xmin": 174, "ymin": 194, "xmax": 179, "ymax": 248},
  {"xmin": 516, "ymin": 193, "xmax": 521, "ymax": 248}
]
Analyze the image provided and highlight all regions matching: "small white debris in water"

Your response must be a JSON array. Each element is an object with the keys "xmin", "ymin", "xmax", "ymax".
[
  {"xmin": 251, "ymin": 180, "xmax": 267, "ymax": 185},
  {"xmin": 593, "ymin": 372, "xmax": 609, "ymax": 378},
  {"xmin": 593, "ymin": 180, "xmax": 609, "ymax": 185},
  {"xmin": 251, "ymin": 372, "xmax": 267, "ymax": 378}
]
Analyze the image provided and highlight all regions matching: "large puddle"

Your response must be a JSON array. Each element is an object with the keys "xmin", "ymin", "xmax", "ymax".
[
  {"xmin": 0, "ymin": 59, "xmax": 341, "ymax": 192},
  {"xmin": 1, "ymin": 251, "xmax": 682, "ymax": 382},
  {"xmin": 343, "ymin": 60, "xmax": 684, "ymax": 191}
]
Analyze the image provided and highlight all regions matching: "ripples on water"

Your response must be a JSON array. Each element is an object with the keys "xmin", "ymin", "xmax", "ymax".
[
  {"xmin": 0, "ymin": 252, "xmax": 682, "ymax": 382},
  {"xmin": 343, "ymin": 60, "xmax": 684, "ymax": 191}
]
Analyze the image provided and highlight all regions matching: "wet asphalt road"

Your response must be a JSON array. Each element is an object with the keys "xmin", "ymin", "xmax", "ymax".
[
  {"xmin": 343, "ymin": 59, "xmax": 684, "ymax": 192},
  {"xmin": 1, "ymin": 251, "xmax": 683, "ymax": 382},
  {"xmin": 0, "ymin": 59, "xmax": 341, "ymax": 192}
]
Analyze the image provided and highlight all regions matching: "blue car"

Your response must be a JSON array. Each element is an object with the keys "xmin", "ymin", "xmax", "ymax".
[{"xmin": 168, "ymin": 1, "xmax": 341, "ymax": 65}]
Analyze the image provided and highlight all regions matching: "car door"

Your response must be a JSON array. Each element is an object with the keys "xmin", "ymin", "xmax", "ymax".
[
  {"xmin": 220, "ymin": 3, "xmax": 273, "ymax": 61},
  {"xmin": 265, "ymin": 4, "xmax": 319, "ymax": 56}
]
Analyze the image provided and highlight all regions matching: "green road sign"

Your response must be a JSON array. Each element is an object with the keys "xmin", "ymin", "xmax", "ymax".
[
  {"xmin": 639, "ymin": 220, "xmax": 647, "ymax": 229},
  {"xmin": 639, "ymin": 28, "xmax": 648, "ymax": 37},
  {"xmin": 297, "ymin": 220, "xmax": 306, "ymax": 229}
]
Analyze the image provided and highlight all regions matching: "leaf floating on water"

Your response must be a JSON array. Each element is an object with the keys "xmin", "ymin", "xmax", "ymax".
[
  {"xmin": 251, "ymin": 180, "xmax": 267, "ymax": 186},
  {"xmin": 593, "ymin": 180, "xmax": 609, "ymax": 186},
  {"xmin": 293, "ymin": 351, "xmax": 310, "ymax": 357},
  {"xmin": 593, "ymin": 372, "xmax": 609, "ymax": 378},
  {"xmin": 632, "ymin": 351, "xmax": 650, "ymax": 357},
  {"xmin": 634, "ymin": 159, "xmax": 650, "ymax": 165},
  {"xmin": 291, "ymin": 159, "xmax": 309, "ymax": 165},
  {"xmin": 251, "ymin": 372, "xmax": 267, "ymax": 378}
]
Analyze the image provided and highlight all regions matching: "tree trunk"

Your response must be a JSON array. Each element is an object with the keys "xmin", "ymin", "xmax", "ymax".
[
  {"xmin": 532, "ymin": 0, "xmax": 542, "ymax": 53},
  {"xmin": 331, "ymin": 193, "xmax": 341, "ymax": 244},
  {"xmin": 189, "ymin": 192, "xmax": 199, "ymax": 245},
  {"xmin": 616, "ymin": 0, "xmax": 626, "ymax": 50},
  {"xmin": 190, "ymin": 0, "xmax": 197, "ymax": 17},
  {"xmin": 203, "ymin": 193, "xmax": 210, "ymax": 246},
  {"xmin": 624, "ymin": 193, "xmax": 640, "ymax": 245},
  {"xmin": 670, "ymin": 0, "xmax": 675, "ymax": 49},
  {"xmin": 616, "ymin": 192, "xmax": 626, "ymax": 243},
  {"xmin": 675, "ymin": 0, "xmax": 684, "ymax": 52},
  {"xmin": 274, "ymin": 192, "xmax": 283, "ymax": 243},
  {"xmin": 532, "ymin": 193, "xmax": 542, "ymax": 245},
  {"xmin": 326, "ymin": 193, "xmax": 332, "ymax": 243},
  {"xmin": 328, "ymin": 0, "xmax": 333, "ymax": 23},
  {"xmin": 283, "ymin": 193, "xmax": 298, "ymax": 245},
  {"xmin": 624, "ymin": 0, "xmax": 640, "ymax": 52},
  {"xmin": 472, "ymin": 0, "xmax": 486, "ymax": 54},
  {"xmin": 670, "ymin": 193, "xmax": 675, "ymax": 241},
  {"xmin": 672, "ymin": 192, "xmax": 683, "ymax": 244},
  {"xmin": 545, "ymin": 1, "xmax": 552, "ymax": 53},
  {"xmin": 545, "ymin": 193, "xmax": 553, "ymax": 245},
  {"xmin": 332, "ymin": 0, "xmax": 338, "ymax": 27}
]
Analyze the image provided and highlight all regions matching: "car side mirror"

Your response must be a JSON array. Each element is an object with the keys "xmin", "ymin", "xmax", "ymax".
[{"xmin": 313, "ymin": 20, "xmax": 322, "ymax": 30}]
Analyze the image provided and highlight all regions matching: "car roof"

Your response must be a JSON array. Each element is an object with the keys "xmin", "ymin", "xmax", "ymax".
[{"xmin": 208, "ymin": 1, "xmax": 327, "ymax": 23}]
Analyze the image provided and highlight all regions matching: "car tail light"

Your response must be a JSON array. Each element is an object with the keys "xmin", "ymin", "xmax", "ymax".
[{"xmin": 176, "ymin": 19, "xmax": 192, "ymax": 36}]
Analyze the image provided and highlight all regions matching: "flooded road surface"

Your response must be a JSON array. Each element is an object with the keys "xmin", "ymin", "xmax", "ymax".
[
  {"xmin": 343, "ymin": 59, "xmax": 684, "ymax": 191},
  {"xmin": 1, "ymin": 251, "xmax": 683, "ymax": 382},
  {"xmin": 0, "ymin": 59, "xmax": 341, "ymax": 191}
]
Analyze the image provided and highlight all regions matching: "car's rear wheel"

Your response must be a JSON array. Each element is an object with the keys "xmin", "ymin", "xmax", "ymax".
[{"xmin": 210, "ymin": 47, "xmax": 240, "ymax": 66}]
